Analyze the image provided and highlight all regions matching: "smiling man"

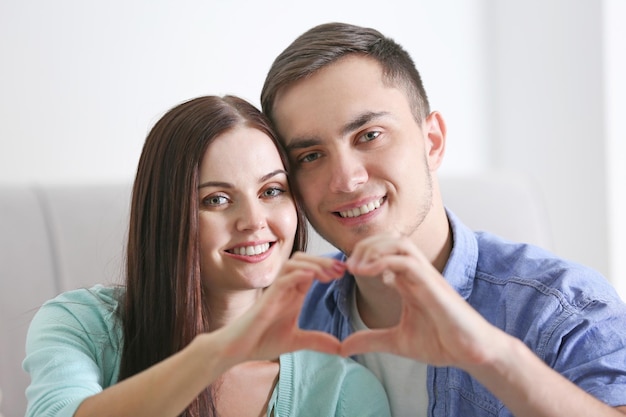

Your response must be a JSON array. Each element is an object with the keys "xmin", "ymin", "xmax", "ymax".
[{"xmin": 261, "ymin": 22, "xmax": 626, "ymax": 417}]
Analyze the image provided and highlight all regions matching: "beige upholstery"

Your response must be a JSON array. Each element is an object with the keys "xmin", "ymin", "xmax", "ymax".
[
  {"xmin": 440, "ymin": 171, "xmax": 554, "ymax": 250},
  {"xmin": 0, "ymin": 171, "xmax": 552, "ymax": 417},
  {"xmin": 0, "ymin": 184, "xmax": 130, "ymax": 417}
]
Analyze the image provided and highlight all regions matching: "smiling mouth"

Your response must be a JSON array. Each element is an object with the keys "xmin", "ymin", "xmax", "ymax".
[
  {"xmin": 228, "ymin": 242, "xmax": 271, "ymax": 256},
  {"xmin": 337, "ymin": 197, "xmax": 384, "ymax": 218}
]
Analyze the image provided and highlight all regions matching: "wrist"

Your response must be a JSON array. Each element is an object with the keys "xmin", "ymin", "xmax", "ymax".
[
  {"xmin": 187, "ymin": 332, "xmax": 237, "ymax": 383},
  {"xmin": 463, "ymin": 330, "xmax": 526, "ymax": 382}
]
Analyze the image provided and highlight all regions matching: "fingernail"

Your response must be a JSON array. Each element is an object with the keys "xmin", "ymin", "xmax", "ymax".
[{"xmin": 332, "ymin": 261, "xmax": 346, "ymax": 271}]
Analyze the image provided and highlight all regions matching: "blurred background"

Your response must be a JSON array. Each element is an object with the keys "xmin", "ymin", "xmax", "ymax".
[{"xmin": 1, "ymin": 0, "xmax": 624, "ymax": 296}]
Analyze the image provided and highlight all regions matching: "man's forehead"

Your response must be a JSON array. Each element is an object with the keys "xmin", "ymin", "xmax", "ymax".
[
  {"xmin": 271, "ymin": 87, "xmax": 325, "ymax": 146},
  {"xmin": 272, "ymin": 55, "xmax": 385, "ymax": 112},
  {"xmin": 270, "ymin": 56, "xmax": 406, "ymax": 146}
]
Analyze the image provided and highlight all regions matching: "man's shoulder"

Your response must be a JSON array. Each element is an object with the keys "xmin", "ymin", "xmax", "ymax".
[
  {"xmin": 300, "ymin": 276, "xmax": 342, "ymax": 330},
  {"xmin": 305, "ymin": 250, "xmax": 347, "ymax": 302},
  {"xmin": 473, "ymin": 232, "xmax": 623, "ymax": 313},
  {"xmin": 475, "ymin": 232, "xmax": 607, "ymax": 284},
  {"xmin": 299, "ymin": 252, "xmax": 353, "ymax": 334}
]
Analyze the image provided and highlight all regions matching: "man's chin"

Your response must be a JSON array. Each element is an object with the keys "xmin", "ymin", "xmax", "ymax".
[
  {"xmin": 313, "ymin": 218, "xmax": 381, "ymax": 253},
  {"xmin": 325, "ymin": 233, "xmax": 368, "ymax": 256}
]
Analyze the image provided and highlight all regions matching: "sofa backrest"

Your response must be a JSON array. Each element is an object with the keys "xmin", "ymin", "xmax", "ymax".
[
  {"xmin": 0, "ymin": 184, "xmax": 131, "ymax": 417},
  {"xmin": 0, "ymin": 171, "xmax": 552, "ymax": 417}
]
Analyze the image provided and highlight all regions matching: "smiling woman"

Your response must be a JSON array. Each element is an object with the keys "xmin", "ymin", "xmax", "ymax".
[
  {"xmin": 22, "ymin": 95, "xmax": 391, "ymax": 417},
  {"xmin": 196, "ymin": 126, "xmax": 297, "ymax": 299}
]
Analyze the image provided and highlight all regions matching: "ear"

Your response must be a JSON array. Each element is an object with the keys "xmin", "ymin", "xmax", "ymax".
[{"xmin": 424, "ymin": 111, "xmax": 446, "ymax": 171}]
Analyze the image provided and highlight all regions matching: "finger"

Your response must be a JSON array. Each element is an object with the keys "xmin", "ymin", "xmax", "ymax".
[
  {"xmin": 260, "ymin": 269, "xmax": 315, "ymax": 310},
  {"xmin": 340, "ymin": 329, "xmax": 399, "ymax": 357},
  {"xmin": 347, "ymin": 236, "xmax": 410, "ymax": 273},
  {"xmin": 281, "ymin": 257, "xmax": 346, "ymax": 282},
  {"xmin": 349, "ymin": 248, "xmax": 436, "ymax": 290},
  {"xmin": 290, "ymin": 330, "xmax": 342, "ymax": 355},
  {"xmin": 289, "ymin": 252, "xmax": 346, "ymax": 274}
]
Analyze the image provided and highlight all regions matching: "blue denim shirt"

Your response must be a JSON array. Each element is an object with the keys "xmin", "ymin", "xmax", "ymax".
[{"xmin": 299, "ymin": 210, "xmax": 626, "ymax": 416}]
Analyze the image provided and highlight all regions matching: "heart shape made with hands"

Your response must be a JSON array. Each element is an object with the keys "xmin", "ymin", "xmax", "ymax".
[
  {"xmin": 301, "ymin": 270, "xmax": 405, "ymax": 359},
  {"xmin": 299, "ymin": 321, "xmax": 403, "ymax": 359}
]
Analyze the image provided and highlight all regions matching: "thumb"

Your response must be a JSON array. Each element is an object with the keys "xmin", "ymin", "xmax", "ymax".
[
  {"xmin": 340, "ymin": 329, "xmax": 396, "ymax": 357},
  {"xmin": 291, "ymin": 331, "xmax": 342, "ymax": 355}
]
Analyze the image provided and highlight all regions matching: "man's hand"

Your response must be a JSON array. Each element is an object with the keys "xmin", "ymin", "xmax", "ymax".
[
  {"xmin": 341, "ymin": 232, "xmax": 504, "ymax": 368},
  {"xmin": 340, "ymin": 232, "xmax": 626, "ymax": 416}
]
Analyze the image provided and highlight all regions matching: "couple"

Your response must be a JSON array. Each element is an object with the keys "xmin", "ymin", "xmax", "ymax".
[{"xmin": 24, "ymin": 22, "xmax": 626, "ymax": 417}]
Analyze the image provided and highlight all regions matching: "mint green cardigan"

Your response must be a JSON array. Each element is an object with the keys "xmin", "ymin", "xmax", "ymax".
[{"xmin": 23, "ymin": 285, "xmax": 390, "ymax": 417}]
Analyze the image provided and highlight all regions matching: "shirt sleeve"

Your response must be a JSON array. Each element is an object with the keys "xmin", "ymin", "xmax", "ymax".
[
  {"xmin": 23, "ymin": 287, "xmax": 120, "ymax": 417},
  {"xmin": 547, "ymin": 292, "xmax": 626, "ymax": 407}
]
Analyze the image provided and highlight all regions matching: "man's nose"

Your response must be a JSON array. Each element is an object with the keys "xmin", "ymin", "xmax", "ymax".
[{"xmin": 328, "ymin": 152, "xmax": 368, "ymax": 193}]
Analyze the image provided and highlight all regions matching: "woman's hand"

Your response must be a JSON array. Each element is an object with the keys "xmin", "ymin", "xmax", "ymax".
[{"xmin": 208, "ymin": 253, "xmax": 345, "ymax": 372}]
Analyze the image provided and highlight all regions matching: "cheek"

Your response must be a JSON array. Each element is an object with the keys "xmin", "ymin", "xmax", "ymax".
[
  {"xmin": 295, "ymin": 173, "xmax": 323, "ymax": 207},
  {"xmin": 198, "ymin": 215, "xmax": 226, "ymax": 260},
  {"xmin": 275, "ymin": 203, "xmax": 298, "ymax": 244},
  {"xmin": 384, "ymin": 139, "xmax": 425, "ymax": 175}
]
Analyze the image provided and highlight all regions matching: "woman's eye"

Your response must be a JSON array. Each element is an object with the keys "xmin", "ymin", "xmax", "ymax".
[
  {"xmin": 359, "ymin": 130, "xmax": 380, "ymax": 143},
  {"xmin": 204, "ymin": 195, "xmax": 228, "ymax": 207},
  {"xmin": 263, "ymin": 187, "xmax": 285, "ymax": 198}
]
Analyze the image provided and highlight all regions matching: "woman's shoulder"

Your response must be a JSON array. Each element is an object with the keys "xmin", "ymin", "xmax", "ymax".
[
  {"xmin": 27, "ymin": 284, "xmax": 125, "ymax": 345},
  {"xmin": 51, "ymin": 283, "xmax": 122, "ymax": 302},
  {"xmin": 24, "ymin": 285, "xmax": 126, "ymax": 414},
  {"xmin": 40, "ymin": 284, "xmax": 123, "ymax": 315}
]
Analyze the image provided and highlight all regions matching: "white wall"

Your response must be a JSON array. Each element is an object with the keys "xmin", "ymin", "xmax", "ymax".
[
  {"xmin": 1, "ymin": 0, "xmax": 624, "ymax": 295},
  {"xmin": 605, "ymin": 0, "xmax": 626, "ymax": 297},
  {"xmin": 0, "ymin": 0, "xmax": 488, "ymax": 185},
  {"xmin": 490, "ymin": 0, "xmax": 609, "ymax": 276},
  {"xmin": 487, "ymin": 0, "xmax": 625, "ymax": 294}
]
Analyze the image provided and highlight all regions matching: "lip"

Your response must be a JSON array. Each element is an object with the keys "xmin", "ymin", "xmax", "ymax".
[
  {"xmin": 224, "ymin": 241, "xmax": 275, "ymax": 263},
  {"xmin": 333, "ymin": 196, "xmax": 385, "ymax": 215},
  {"xmin": 332, "ymin": 196, "xmax": 386, "ymax": 222}
]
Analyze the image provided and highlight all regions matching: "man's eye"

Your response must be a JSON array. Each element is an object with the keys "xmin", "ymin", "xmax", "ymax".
[
  {"xmin": 359, "ymin": 131, "xmax": 380, "ymax": 143},
  {"xmin": 298, "ymin": 152, "xmax": 321, "ymax": 164}
]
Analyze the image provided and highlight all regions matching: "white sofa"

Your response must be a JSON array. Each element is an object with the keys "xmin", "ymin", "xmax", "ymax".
[{"xmin": 0, "ymin": 172, "xmax": 552, "ymax": 417}]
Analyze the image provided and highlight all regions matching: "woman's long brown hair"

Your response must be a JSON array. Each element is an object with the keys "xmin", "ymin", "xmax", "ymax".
[{"xmin": 119, "ymin": 95, "xmax": 307, "ymax": 417}]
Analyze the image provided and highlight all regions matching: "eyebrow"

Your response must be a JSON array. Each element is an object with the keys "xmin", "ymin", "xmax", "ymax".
[
  {"xmin": 341, "ymin": 111, "xmax": 388, "ymax": 136},
  {"xmin": 198, "ymin": 169, "xmax": 288, "ymax": 189},
  {"xmin": 285, "ymin": 111, "xmax": 389, "ymax": 152}
]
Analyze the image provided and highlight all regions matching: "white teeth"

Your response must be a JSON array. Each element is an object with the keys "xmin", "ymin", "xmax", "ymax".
[
  {"xmin": 339, "ymin": 198, "xmax": 383, "ymax": 218},
  {"xmin": 231, "ymin": 243, "xmax": 270, "ymax": 256}
]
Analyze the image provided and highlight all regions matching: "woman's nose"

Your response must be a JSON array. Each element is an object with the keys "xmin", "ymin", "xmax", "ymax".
[{"xmin": 235, "ymin": 199, "xmax": 268, "ymax": 232}]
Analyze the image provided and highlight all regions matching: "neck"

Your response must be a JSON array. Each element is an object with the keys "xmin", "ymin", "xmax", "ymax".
[
  {"xmin": 207, "ymin": 288, "xmax": 263, "ymax": 330},
  {"xmin": 215, "ymin": 359, "xmax": 279, "ymax": 417},
  {"xmin": 354, "ymin": 274, "xmax": 403, "ymax": 328},
  {"xmin": 412, "ymin": 182, "xmax": 453, "ymax": 274},
  {"xmin": 354, "ymin": 186, "xmax": 452, "ymax": 329}
]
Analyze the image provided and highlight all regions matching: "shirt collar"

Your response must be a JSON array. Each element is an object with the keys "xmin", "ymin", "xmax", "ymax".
[
  {"xmin": 322, "ymin": 210, "xmax": 478, "ymax": 314},
  {"xmin": 443, "ymin": 208, "xmax": 478, "ymax": 300},
  {"xmin": 322, "ymin": 252, "xmax": 355, "ymax": 318}
]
